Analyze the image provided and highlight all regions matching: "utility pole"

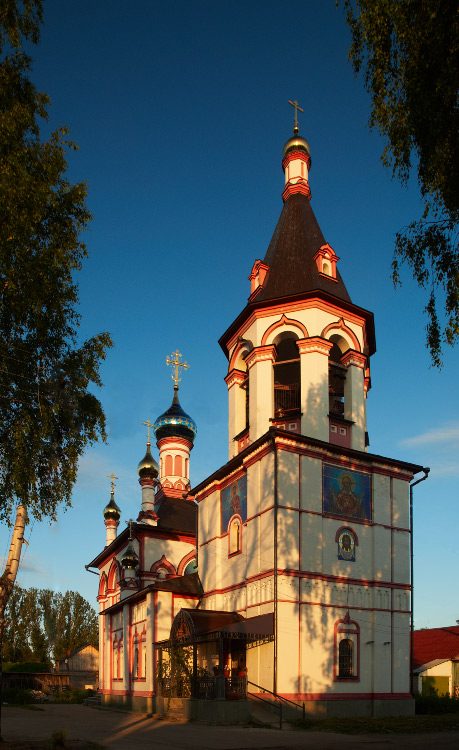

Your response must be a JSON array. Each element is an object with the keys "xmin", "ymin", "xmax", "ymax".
[{"xmin": 0, "ymin": 505, "xmax": 28, "ymax": 740}]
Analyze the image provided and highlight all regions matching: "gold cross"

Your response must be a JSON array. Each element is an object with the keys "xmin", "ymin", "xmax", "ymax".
[
  {"xmin": 107, "ymin": 473, "xmax": 118, "ymax": 492},
  {"xmin": 288, "ymin": 99, "xmax": 304, "ymax": 129},
  {"xmin": 142, "ymin": 419, "xmax": 154, "ymax": 444},
  {"xmin": 166, "ymin": 349, "xmax": 190, "ymax": 387}
]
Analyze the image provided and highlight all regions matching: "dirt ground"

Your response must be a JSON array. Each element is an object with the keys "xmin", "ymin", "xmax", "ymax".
[{"xmin": 2, "ymin": 704, "xmax": 459, "ymax": 750}]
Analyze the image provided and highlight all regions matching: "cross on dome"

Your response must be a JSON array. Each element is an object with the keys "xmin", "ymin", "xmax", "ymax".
[
  {"xmin": 166, "ymin": 349, "xmax": 190, "ymax": 389},
  {"xmin": 288, "ymin": 99, "xmax": 303, "ymax": 134},
  {"xmin": 142, "ymin": 419, "xmax": 154, "ymax": 445},
  {"xmin": 107, "ymin": 473, "xmax": 118, "ymax": 492}
]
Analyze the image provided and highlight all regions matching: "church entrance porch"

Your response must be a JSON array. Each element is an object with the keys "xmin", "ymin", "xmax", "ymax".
[{"xmin": 155, "ymin": 609, "xmax": 273, "ymax": 708}]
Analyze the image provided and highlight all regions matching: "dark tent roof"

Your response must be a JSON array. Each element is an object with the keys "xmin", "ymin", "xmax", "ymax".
[
  {"xmin": 156, "ymin": 495, "xmax": 196, "ymax": 535},
  {"xmin": 256, "ymin": 192, "xmax": 351, "ymax": 304}
]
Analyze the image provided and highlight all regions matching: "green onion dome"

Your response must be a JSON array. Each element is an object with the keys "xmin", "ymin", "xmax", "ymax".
[
  {"xmin": 121, "ymin": 538, "xmax": 138, "ymax": 570},
  {"xmin": 103, "ymin": 491, "xmax": 121, "ymax": 521},
  {"xmin": 153, "ymin": 388, "xmax": 197, "ymax": 444},
  {"xmin": 137, "ymin": 444, "xmax": 159, "ymax": 479}
]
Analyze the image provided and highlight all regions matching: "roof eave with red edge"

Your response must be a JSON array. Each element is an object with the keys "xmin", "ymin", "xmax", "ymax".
[{"xmin": 218, "ymin": 290, "xmax": 376, "ymax": 358}]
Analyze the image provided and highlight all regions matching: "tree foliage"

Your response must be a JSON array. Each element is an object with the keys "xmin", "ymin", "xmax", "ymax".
[
  {"xmin": 0, "ymin": 0, "xmax": 112, "ymax": 522},
  {"xmin": 2, "ymin": 586, "xmax": 98, "ymax": 663},
  {"xmin": 341, "ymin": 0, "xmax": 459, "ymax": 366}
]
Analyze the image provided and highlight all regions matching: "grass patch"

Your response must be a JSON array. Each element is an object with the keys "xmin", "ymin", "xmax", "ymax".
[{"xmin": 295, "ymin": 713, "xmax": 459, "ymax": 734}]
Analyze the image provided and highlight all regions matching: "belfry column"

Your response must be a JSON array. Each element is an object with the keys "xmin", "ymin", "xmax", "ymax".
[
  {"xmin": 342, "ymin": 350, "xmax": 367, "ymax": 451},
  {"xmin": 297, "ymin": 337, "xmax": 333, "ymax": 441},
  {"xmin": 225, "ymin": 369, "xmax": 247, "ymax": 458},
  {"xmin": 245, "ymin": 345, "xmax": 276, "ymax": 442}
]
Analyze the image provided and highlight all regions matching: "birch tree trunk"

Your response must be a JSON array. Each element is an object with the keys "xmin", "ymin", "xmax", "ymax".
[{"xmin": 0, "ymin": 505, "xmax": 28, "ymax": 741}]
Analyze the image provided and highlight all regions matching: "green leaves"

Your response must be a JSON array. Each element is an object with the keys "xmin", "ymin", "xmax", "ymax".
[
  {"xmin": 0, "ymin": 3, "xmax": 112, "ymax": 521},
  {"xmin": 2, "ymin": 586, "xmax": 98, "ymax": 663},
  {"xmin": 341, "ymin": 0, "xmax": 459, "ymax": 365}
]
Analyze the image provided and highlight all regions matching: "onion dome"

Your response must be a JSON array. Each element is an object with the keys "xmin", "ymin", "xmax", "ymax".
[
  {"xmin": 137, "ymin": 443, "xmax": 159, "ymax": 479},
  {"xmin": 121, "ymin": 524, "xmax": 139, "ymax": 570},
  {"xmin": 103, "ymin": 490, "xmax": 121, "ymax": 521},
  {"xmin": 283, "ymin": 127, "xmax": 311, "ymax": 159},
  {"xmin": 153, "ymin": 387, "xmax": 197, "ymax": 443}
]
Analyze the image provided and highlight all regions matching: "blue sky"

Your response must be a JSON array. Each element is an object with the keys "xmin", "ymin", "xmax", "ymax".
[{"xmin": 2, "ymin": 0, "xmax": 457, "ymax": 629}]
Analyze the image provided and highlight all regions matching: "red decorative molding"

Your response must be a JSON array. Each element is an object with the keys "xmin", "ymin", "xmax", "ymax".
[
  {"xmin": 321, "ymin": 318, "xmax": 361, "ymax": 352},
  {"xmin": 282, "ymin": 178, "xmax": 311, "ymax": 202},
  {"xmin": 177, "ymin": 550, "xmax": 197, "ymax": 576},
  {"xmin": 261, "ymin": 314, "xmax": 308, "ymax": 346},
  {"xmin": 335, "ymin": 526, "xmax": 359, "ymax": 545}
]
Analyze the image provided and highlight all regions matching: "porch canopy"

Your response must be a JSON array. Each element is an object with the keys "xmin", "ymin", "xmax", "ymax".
[{"xmin": 155, "ymin": 608, "xmax": 274, "ymax": 649}]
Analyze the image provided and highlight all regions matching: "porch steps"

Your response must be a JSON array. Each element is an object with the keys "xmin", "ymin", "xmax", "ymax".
[{"xmin": 248, "ymin": 698, "xmax": 295, "ymax": 730}]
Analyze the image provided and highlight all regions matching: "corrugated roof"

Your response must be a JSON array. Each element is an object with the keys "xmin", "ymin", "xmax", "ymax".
[
  {"xmin": 256, "ymin": 192, "xmax": 351, "ymax": 304},
  {"xmin": 413, "ymin": 626, "xmax": 459, "ymax": 669}
]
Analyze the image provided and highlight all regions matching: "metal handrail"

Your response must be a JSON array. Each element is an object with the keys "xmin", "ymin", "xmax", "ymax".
[{"xmin": 247, "ymin": 680, "xmax": 305, "ymax": 729}]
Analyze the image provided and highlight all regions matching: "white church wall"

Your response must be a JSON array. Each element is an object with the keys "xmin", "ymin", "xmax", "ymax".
[
  {"xmin": 259, "ymin": 451, "xmax": 274, "ymax": 511},
  {"xmin": 392, "ymin": 613, "xmax": 410, "ymax": 693},
  {"xmin": 259, "ymin": 508, "xmax": 274, "ymax": 572},
  {"xmin": 277, "ymin": 507, "xmax": 299, "ymax": 569},
  {"xmin": 278, "ymin": 450, "xmax": 299, "ymax": 508},
  {"xmin": 300, "ymin": 513, "xmax": 322, "ymax": 571},
  {"xmin": 299, "ymin": 603, "xmax": 331, "ymax": 694},
  {"xmin": 143, "ymin": 537, "xmax": 194, "ymax": 573},
  {"xmin": 392, "ymin": 478, "xmax": 410, "ymax": 528},
  {"xmin": 392, "ymin": 531, "xmax": 410, "ymax": 584},
  {"xmin": 277, "ymin": 600, "xmax": 299, "ymax": 694},
  {"xmin": 372, "ymin": 611, "xmax": 392, "ymax": 693},
  {"xmin": 155, "ymin": 591, "xmax": 173, "ymax": 642},
  {"xmin": 300, "ymin": 455, "xmax": 322, "ymax": 512},
  {"xmin": 372, "ymin": 472, "xmax": 391, "ymax": 526},
  {"xmin": 372, "ymin": 525, "xmax": 391, "ymax": 581}
]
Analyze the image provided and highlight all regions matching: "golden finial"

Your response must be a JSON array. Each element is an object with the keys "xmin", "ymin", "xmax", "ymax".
[
  {"xmin": 107, "ymin": 473, "xmax": 118, "ymax": 493},
  {"xmin": 288, "ymin": 99, "xmax": 304, "ymax": 134},
  {"xmin": 142, "ymin": 419, "xmax": 154, "ymax": 445},
  {"xmin": 166, "ymin": 349, "xmax": 190, "ymax": 389}
]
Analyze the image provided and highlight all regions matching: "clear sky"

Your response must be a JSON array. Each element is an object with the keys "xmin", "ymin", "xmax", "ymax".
[{"xmin": 2, "ymin": 0, "xmax": 457, "ymax": 630}]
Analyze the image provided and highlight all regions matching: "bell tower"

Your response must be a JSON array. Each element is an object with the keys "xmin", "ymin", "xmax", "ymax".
[{"xmin": 220, "ymin": 106, "xmax": 375, "ymax": 458}]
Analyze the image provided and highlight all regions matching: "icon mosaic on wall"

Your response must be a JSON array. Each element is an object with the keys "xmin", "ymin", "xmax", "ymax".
[
  {"xmin": 221, "ymin": 475, "xmax": 247, "ymax": 532},
  {"xmin": 323, "ymin": 465, "xmax": 371, "ymax": 521},
  {"xmin": 338, "ymin": 529, "xmax": 356, "ymax": 561}
]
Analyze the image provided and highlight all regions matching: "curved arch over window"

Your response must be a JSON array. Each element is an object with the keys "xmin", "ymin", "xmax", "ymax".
[
  {"xmin": 177, "ymin": 550, "xmax": 197, "ymax": 576},
  {"xmin": 261, "ymin": 314, "xmax": 308, "ymax": 346},
  {"xmin": 98, "ymin": 572, "xmax": 108, "ymax": 598},
  {"xmin": 108, "ymin": 559, "xmax": 120, "ymax": 592},
  {"xmin": 150, "ymin": 554, "xmax": 176, "ymax": 578},
  {"xmin": 228, "ymin": 515, "xmax": 242, "ymax": 556}
]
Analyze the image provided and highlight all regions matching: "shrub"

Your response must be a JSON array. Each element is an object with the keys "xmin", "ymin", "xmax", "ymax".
[
  {"xmin": 2, "ymin": 687, "xmax": 36, "ymax": 704},
  {"xmin": 415, "ymin": 693, "xmax": 459, "ymax": 715},
  {"xmin": 52, "ymin": 688, "xmax": 94, "ymax": 704}
]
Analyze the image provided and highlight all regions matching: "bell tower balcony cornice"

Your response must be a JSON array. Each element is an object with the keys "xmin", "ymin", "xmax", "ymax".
[{"xmin": 244, "ymin": 344, "xmax": 277, "ymax": 369}]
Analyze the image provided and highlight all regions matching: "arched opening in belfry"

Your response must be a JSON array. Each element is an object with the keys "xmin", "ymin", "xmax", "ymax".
[
  {"xmin": 328, "ymin": 335, "xmax": 348, "ymax": 417},
  {"xmin": 273, "ymin": 333, "xmax": 300, "ymax": 419}
]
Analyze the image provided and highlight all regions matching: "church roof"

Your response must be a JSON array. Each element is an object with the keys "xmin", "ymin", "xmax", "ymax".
[
  {"xmin": 413, "ymin": 626, "xmax": 459, "ymax": 669},
  {"xmin": 255, "ymin": 192, "xmax": 351, "ymax": 304},
  {"xmin": 156, "ymin": 495, "xmax": 196, "ymax": 534}
]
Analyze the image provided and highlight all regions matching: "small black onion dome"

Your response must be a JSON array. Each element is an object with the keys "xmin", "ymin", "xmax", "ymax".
[
  {"xmin": 283, "ymin": 130, "xmax": 311, "ymax": 159},
  {"xmin": 137, "ymin": 444, "xmax": 159, "ymax": 478},
  {"xmin": 121, "ymin": 539, "xmax": 138, "ymax": 570},
  {"xmin": 103, "ymin": 491, "xmax": 121, "ymax": 521},
  {"xmin": 153, "ymin": 388, "xmax": 197, "ymax": 443}
]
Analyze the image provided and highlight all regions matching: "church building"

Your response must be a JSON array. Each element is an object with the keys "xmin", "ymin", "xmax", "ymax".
[{"xmin": 87, "ymin": 111, "xmax": 423, "ymax": 719}]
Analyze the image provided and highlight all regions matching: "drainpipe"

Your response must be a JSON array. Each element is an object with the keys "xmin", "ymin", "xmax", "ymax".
[
  {"xmin": 272, "ymin": 429, "xmax": 278, "ymax": 696},
  {"xmin": 410, "ymin": 467, "xmax": 429, "ymax": 696}
]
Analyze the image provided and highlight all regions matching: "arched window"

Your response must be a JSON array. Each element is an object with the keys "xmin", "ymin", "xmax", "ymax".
[
  {"xmin": 328, "ymin": 336, "xmax": 348, "ymax": 417},
  {"xmin": 183, "ymin": 558, "xmax": 198, "ymax": 575},
  {"xmin": 229, "ymin": 516, "xmax": 242, "ymax": 556},
  {"xmin": 165, "ymin": 455, "xmax": 173, "ymax": 476},
  {"xmin": 323, "ymin": 261, "xmax": 331, "ymax": 275},
  {"xmin": 174, "ymin": 455, "xmax": 182, "ymax": 476},
  {"xmin": 334, "ymin": 613, "xmax": 359, "ymax": 681},
  {"xmin": 273, "ymin": 333, "xmax": 300, "ymax": 419},
  {"xmin": 338, "ymin": 638, "xmax": 353, "ymax": 678}
]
